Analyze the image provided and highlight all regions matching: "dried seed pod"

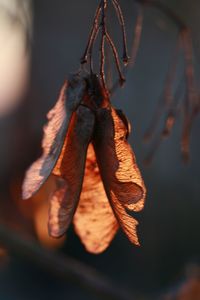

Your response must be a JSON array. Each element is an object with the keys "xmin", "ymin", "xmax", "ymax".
[
  {"xmin": 93, "ymin": 106, "xmax": 146, "ymax": 245},
  {"xmin": 74, "ymin": 144, "xmax": 118, "ymax": 254},
  {"xmin": 48, "ymin": 105, "xmax": 95, "ymax": 238},
  {"xmin": 22, "ymin": 73, "xmax": 87, "ymax": 199},
  {"xmin": 22, "ymin": 71, "xmax": 146, "ymax": 253}
]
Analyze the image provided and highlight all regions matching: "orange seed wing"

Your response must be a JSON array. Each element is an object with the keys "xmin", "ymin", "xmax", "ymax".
[
  {"xmin": 22, "ymin": 74, "xmax": 87, "ymax": 199},
  {"xmin": 73, "ymin": 144, "xmax": 119, "ymax": 254},
  {"xmin": 111, "ymin": 108, "xmax": 146, "ymax": 212},
  {"xmin": 93, "ymin": 107, "xmax": 146, "ymax": 245},
  {"xmin": 48, "ymin": 105, "xmax": 95, "ymax": 238}
]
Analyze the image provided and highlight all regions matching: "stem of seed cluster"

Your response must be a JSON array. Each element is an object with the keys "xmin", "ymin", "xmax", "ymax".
[
  {"xmin": 100, "ymin": 0, "xmax": 107, "ymax": 89},
  {"xmin": 106, "ymin": 31, "xmax": 125, "ymax": 85},
  {"xmin": 81, "ymin": 3, "xmax": 101, "ymax": 64},
  {"xmin": 112, "ymin": 0, "xmax": 129, "ymax": 64},
  {"xmin": 89, "ymin": 25, "xmax": 100, "ymax": 73}
]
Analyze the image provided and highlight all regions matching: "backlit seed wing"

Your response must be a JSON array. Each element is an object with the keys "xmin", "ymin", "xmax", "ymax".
[
  {"xmin": 115, "ymin": 109, "xmax": 131, "ymax": 138},
  {"xmin": 108, "ymin": 190, "xmax": 140, "ymax": 245},
  {"xmin": 111, "ymin": 108, "xmax": 146, "ymax": 212},
  {"xmin": 48, "ymin": 177, "xmax": 69, "ymax": 238},
  {"xmin": 48, "ymin": 105, "xmax": 95, "ymax": 238},
  {"xmin": 93, "ymin": 107, "xmax": 146, "ymax": 245},
  {"xmin": 73, "ymin": 144, "xmax": 119, "ymax": 254},
  {"xmin": 22, "ymin": 74, "xmax": 87, "ymax": 199}
]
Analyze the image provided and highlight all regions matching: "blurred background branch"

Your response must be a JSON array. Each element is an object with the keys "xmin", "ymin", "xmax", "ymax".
[{"xmin": 0, "ymin": 222, "xmax": 134, "ymax": 300}]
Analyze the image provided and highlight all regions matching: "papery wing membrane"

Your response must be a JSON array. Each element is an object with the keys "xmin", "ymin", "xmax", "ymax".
[
  {"xmin": 22, "ymin": 74, "xmax": 87, "ymax": 199},
  {"xmin": 93, "ymin": 107, "xmax": 146, "ymax": 245},
  {"xmin": 73, "ymin": 144, "xmax": 119, "ymax": 254},
  {"xmin": 112, "ymin": 108, "xmax": 146, "ymax": 211},
  {"xmin": 48, "ymin": 106, "xmax": 95, "ymax": 238}
]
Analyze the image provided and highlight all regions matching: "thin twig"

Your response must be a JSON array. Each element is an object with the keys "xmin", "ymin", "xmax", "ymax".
[
  {"xmin": 180, "ymin": 29, "xmax": 198, "ymax": 162},
  {"xmin": 143, "ymin": 34, "xmax": 182, "ymax": 141},
  {"xmin": 111, "ymin": 0, "xmax": 129, "ymax": 64},
  {"xmin": 144, "ymin": 77, "xmax": 185, "ymax": 164},
  {"xmin": 105, "ymin": 41, "xmax": 113, "ymax": 90},
  {"xmin": 110, "ymin": 3, "xmax": 144, "ymax": 95},
  {"xmin": 130, "ymin": 5, "xmax": 144, "ymax": 67},
  {"xmin": 0, "ymin": 223, "xmax": 134, "ymax": 300},
  {"xmin": 89, "ymin": 25, "xmax": 100, "ymax": 73},
  {"xmin": 100, "ymin": 31, "xmax": 106, "ymax": 89},
  {"xmin": 81, "ymin": 2, "xmax": 102, "ymax": 64},
  {"xmin": 162, "ymin": 77, "xmax": 185, "ymax": 137},
  {"xmin": 181, "ymin": 29, "xmax": 198, "ymax": 109},
  {"xmin": 106, "ymin": 30, "xmax": 125, "ymax": 85},
  {"xmin": 111, "ymin": 0, "xmax": 189, "ymax": 94},
  {"xmin": 143, "ymin": 134, "xmax": 162, "ymax": 165},
  {"xmin": 100, "ymin": 0, "xmax": 107, "ymax": 89}
]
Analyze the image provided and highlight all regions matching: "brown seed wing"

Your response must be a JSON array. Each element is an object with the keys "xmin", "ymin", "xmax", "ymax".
[
  {"xmin": 48, "ymin": 177, "xmax": 69, "ymax": 238},
  {"xmin": 22, "ymin": 82, "xmax": 68, "ymax": 199},
  {"xmin": 73, "ymin": 144, "xmax": 119, "ymax": 254},
  {"xmin": 111, "ymin": 108, "xmax": 146, "ymax": 212},
  {"xmin": 48, "ymin": 106, "xmax": 95, "ymax": 238},
  {"xmin": 108, "ymin": 190, "xmax": 140, "ymax": 245},
  {"xmin": 93, "ymin": 107, "xmax": 146, "ymax": 245},
  {"xmin": 22, "ymin": 75, "xmax": 87, "ymax": 199}
]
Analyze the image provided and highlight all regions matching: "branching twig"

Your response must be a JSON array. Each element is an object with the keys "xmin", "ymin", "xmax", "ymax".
[
  {"xmin": 81, "ymin": 0, "xmax": 127, "ymax": 90},
  {"xmin": 80, "ymin": 0, "xmax": 199, "ymax": 162}
]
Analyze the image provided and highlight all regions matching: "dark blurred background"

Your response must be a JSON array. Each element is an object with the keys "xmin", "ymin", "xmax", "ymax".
[{"xmin": 0, "ymin": 0, "xmax": 200, "ymax": 299}]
